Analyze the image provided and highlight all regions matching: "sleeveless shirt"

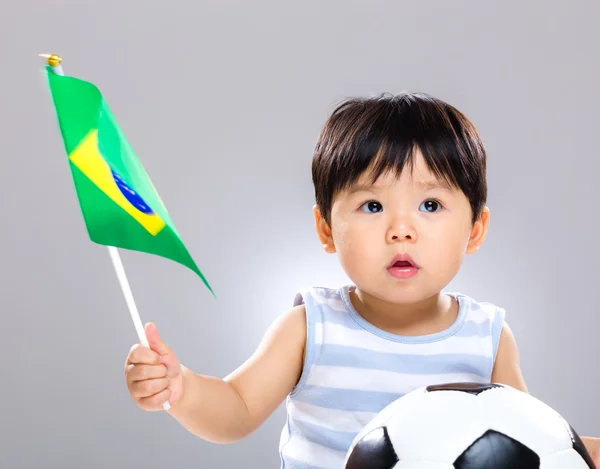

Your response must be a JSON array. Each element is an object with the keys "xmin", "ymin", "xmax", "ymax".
[{"xmin": 277, "ymin": 285, "xmax": 506, "ymax": 469}]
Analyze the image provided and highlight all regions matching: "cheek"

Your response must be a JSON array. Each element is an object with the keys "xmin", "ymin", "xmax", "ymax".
[
  {"xmin": 423, "ymin": 224, "xmax": 471, "ymax": 261},
  {"xmin": 332, "ymin": 223, "xmax": 360, "ymax": 256},
  {"xmin": 332, "ymin": 223, "xmax": 379, "ymax": 266}
]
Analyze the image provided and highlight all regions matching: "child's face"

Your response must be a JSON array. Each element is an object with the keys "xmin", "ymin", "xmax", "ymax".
[{"xmin": 315, "ymin": 150, "xmax": 489, "ymax": 304}]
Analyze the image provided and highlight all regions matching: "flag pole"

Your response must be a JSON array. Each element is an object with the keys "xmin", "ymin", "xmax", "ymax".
[{"xmin": 40, "ymin": 53, "xmax": 171, "ymax": 411}]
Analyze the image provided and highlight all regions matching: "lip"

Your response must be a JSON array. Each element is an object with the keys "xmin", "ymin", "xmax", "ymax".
[
  {"xmin": 388, "ymin": 253, "xmax": 419, "ymax": 269},
  {"xmin": 387, "ymin": 253, "xmax": 420, "ymax": 279}
]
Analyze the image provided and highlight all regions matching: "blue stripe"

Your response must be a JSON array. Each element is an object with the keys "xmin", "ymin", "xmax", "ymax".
[
  {"xmin": 294, "ymin": 385, "xmax": 404, "ymax": 413},
  {"xmin": 316, "ymin": 314, "xmax": 493, "ymax": 337},
  {"xmin": 290, "ymin": 419, "xmax": 357, "ymax": 453},
  {"xmin": 315, "ymin": 344, "xmax": 489, "ymax": 377},
  {"xmin": 280, "ymin": 457, "xmax": 329, "ymax": 469}
]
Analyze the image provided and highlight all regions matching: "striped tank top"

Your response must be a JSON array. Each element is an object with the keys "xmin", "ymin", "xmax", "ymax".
[{"xmin": 277, "ymin": 285, "xmax": 505, "ymax": 469}]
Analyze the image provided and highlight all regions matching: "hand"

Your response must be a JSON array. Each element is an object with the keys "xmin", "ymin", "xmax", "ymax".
[{"xmin": 125, "ymin": 323, "xmax": 184, "ymax": 411}]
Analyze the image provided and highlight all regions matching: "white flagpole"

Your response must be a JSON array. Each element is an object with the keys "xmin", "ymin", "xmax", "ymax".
[{"xmin": 41, "ymin": 53, "xmax": 171, "ymax": 411}]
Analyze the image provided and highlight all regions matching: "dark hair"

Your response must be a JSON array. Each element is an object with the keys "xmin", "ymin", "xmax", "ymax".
[{"xmin": 312, "ymin": 92, "xmax": 487, "ymax": 226}]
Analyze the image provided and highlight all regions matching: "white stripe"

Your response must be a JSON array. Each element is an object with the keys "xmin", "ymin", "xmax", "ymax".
[
  {"xmin": 457, "ymin": 301, "xmax": 497, "ymax": 324},
  {"xmin": 468, "ymin": 312, "xmax": 495, "ymax": 324},
  {"xmin": 278, "ymin": 419, "xmax": 290, "ymax": 448},
  {"xmin": 288, "ymin": 400, "xmax": 377, "ymax": 433},
  {"xmin": 306, "ymin": 365, "xmax": 486, "ymax": 394},
  {"xmin": 281, "ymin": 437, "xmax": 346, "ymax": 469},
  {"xmin": 315, "ymin": 322, "xmax": 492, "ymax": 356},
  {"xmin": 311, "ymin": 289, "xmax": 347, "ymax": 312}
]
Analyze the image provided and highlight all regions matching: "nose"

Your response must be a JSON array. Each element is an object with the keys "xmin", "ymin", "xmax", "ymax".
[{"xmin": 386, "ymin": 218, "xmax": 417, "ymax": 244}]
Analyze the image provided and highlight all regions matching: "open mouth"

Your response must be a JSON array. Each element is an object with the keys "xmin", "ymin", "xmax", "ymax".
[
  {"xmin": 387, "ymin": 254, "xmax": 419, "ymax": 279},
  {"xmin": 388, "ymin": 254, "xmax": 419, "ymax": 269}
]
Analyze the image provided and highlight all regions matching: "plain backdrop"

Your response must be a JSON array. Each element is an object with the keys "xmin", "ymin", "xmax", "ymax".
[{"xmin": 1, "ymin": 1, "xmax": 599, "ymax": 467}]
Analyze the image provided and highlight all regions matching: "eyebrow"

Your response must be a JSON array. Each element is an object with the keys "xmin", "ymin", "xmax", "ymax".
[
  {"xmin": 417, "ymin": 179, "xmax": 453, "ymax": 192},
  {"xmin": 348, "ymin": 179, "xmax": 453, "ymax": 194},
  {"xmin": 347, "ymin": 183, "xmax": 385, "ymax": 194}
]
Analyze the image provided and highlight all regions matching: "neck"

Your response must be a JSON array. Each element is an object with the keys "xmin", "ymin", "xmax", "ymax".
[{"xmin": 350, "ymin": 287, "xmax": 456, "ymax": 335}]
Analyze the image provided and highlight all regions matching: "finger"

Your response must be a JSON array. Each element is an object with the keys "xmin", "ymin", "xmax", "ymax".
[
  {"xmin": 126, "ymin": 364, "xmax": 168, "ymax": 383},
  {"xmin": 138, "ymin": 387, "xmax": 172, "ymax": 411},
  {"xmin": 126, "ymin": 343, "xmax": 161, "ymax": 365},
  {"xmin": 145, "ymin": 323, "xmax": 172, "ymax": 357},
  {"xmin": 130, "ymin": 377, "xmax": 170, "ymax": 399}
]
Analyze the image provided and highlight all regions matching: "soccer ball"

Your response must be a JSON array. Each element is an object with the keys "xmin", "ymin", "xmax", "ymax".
[{"xmin": 344, "ymin": 382, "xmax": 595, "ymax": 469}]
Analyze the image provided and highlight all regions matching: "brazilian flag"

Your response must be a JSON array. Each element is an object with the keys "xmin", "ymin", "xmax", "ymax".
[{"xmin": 44, "ymin": 65, "xmax": 213, "ymax": 296}]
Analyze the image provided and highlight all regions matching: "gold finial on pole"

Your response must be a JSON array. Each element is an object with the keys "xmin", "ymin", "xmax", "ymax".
[{"xmin": 38, "ymin": 53, "xmax": 62, "ymax": 67}]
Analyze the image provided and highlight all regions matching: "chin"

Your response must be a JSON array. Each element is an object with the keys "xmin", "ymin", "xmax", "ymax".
[
  {"xmin": 357, "ymin": 278, "xmax": 447, "ymax": 305},
  {"xmin": 357, "ymin": 283, "xmax": 425, "ymax": 304}
]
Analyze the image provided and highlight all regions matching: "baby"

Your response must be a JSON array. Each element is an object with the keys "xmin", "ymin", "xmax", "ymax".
[{"xmin": 124, "ymin": 92, "xmax": 600, "ymax": 468}]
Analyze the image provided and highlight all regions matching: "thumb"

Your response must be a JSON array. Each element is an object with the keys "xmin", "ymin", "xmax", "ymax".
[{"xmin": 145, "ymin": 322, "xmax": 172, "ymax": 358}]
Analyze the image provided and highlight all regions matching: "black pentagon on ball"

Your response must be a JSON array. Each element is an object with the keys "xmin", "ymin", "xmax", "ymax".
[
  {"xmin": 426, "ymin": 382, "xmax": 505, "ymax": 396},
  {"xmin": 345, "ymin": 426, "xmax": 398, "ymax": 469},
  {"xmin": 565, "ymin": 422, "xmax": 596, "ymax": 468},
  {"xmin": 454, "ymin": 429, "xmax": 540, "ymax": 469}
]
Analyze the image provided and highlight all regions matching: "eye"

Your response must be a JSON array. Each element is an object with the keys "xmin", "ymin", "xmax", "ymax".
[
  {"xmin": 360, "ymin": 201, "xmax": 383, "ymax": 213},
  {"xmin": 419, "ymin": 199, "xmax": 442, "ymax": 213}
]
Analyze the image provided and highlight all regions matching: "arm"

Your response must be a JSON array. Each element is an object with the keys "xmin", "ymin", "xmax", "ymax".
[
  {"xmin": 167, "ymin": 304, "xmax": 307, "ymax": 444},
  {"xmin": 491, "ymin": 321, "xmax": 600, "ymax": 461}
]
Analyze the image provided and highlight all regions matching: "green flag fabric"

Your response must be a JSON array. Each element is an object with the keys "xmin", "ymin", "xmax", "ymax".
[{"xmin": 44, "ymin": 65, "xmax": 213, "ymax": 296}]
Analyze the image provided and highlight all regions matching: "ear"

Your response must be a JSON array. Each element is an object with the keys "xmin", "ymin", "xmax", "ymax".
[
  {"xmin": 313, "ymin": 205, "xmax": 336, "ymax": 254},
  {"xmin": 466, "ymin": 206, "xmax": 490, "ymax": 254}
]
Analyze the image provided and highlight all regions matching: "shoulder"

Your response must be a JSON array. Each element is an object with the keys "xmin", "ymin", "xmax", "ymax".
[
  {"xmin": 293, "ymin": 285, "xmax": 346, "ymax": 308},
  {"xmin": 269, "ymin": 284, "xmax": 345, "ymax": 345},
  {"xmin": 453, "ymin": 292, "xmax": 507, "ymax": 339},
  {"xmin": 266, "ymin": 303, "xmax": 307, "ymax": 345},
  {"xmin": 454, "ymin": 292, "xmax": 506, "ymax": 322},
  {"xmin": 452, "ymin": 292, "xmax": 508, "ymax": 364}
]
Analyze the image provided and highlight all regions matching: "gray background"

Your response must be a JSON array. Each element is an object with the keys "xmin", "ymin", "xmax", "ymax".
[{"xmin": 2, "ymin": 1, "xmax": 599, "ymax": 468}]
